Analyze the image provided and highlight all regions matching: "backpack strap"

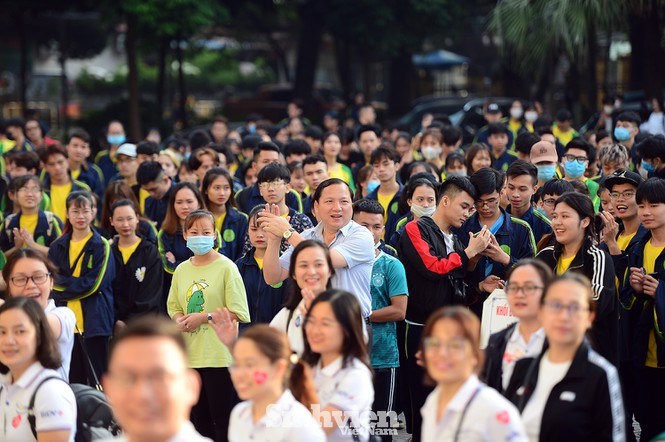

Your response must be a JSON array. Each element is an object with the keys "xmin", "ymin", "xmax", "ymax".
[{"xmin": 28, "ymin": 376, "xmax": 70, "ymax": 439}]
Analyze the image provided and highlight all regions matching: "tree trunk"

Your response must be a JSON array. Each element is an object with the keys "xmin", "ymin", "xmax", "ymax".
[
  {"xmin": 176, "ymin": 34, "xmax": 187, "ymax": 129},
  {"xmin": 640, "ymin": 0, "xmax": 664, "ymax": 98},
  {"xmin": 387, "ymin": 51, "xmax": 412, "ymax": 117},
  {"xmin": 156, "ymin": 36, "xmax": 169, "ymax": 120},
  {"xmin": 293, "ymin": 0, "xmax": 329, "ymax": 112},
  {"xmin": 584, "ymin": 22, "xmax": 598, "ymax": 116},
  {"xmin": 59, "ymin": 53, "xmax": 68, "ymax": 135},
  {"xmin": 125, "ymin": 13, "xmax": 142, "ymax": 141},
  {"xmin": 18, "ymin": 12, "xmax": 28, "ymax": 118},
  {"xmin": 333, "ymin": 34, "xmax": 352, "ymax": 100}
]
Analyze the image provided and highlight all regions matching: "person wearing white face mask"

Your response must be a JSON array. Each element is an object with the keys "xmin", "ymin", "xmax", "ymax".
[
  {"xmin": 388, "ymin": 176, "xmax": 438, "ymax": 250},
  {"xmin": 524, "ymin": 103, "xmax": 540, "ymax": 132},
  {"xmin": 419, "ymin": 128, "xmax": 445, "ymax": 172},
  {"xmin": 508, "ymin": 100, "xmax": 529, "ymax": 147},
  {"xmin": 166, "ymin": 209, "xmax": 250, "ymax": 441}
]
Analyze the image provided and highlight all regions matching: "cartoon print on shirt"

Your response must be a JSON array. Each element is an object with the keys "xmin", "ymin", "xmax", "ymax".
[{"xmin": 186, "ymin": 281, "xmax": 209, "ymax": 314}]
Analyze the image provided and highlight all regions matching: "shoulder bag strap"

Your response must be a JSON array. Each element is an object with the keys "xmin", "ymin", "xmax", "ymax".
[{"xmin": 28, "ymin": 376, "xmax": 69, "ymax": 439}]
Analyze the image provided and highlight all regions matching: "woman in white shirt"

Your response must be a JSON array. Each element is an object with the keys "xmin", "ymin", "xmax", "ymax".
[
  {"xmin": 2, "ymin": 248, "xmax": 75, "ymax": 381},
  {"xmin": 296, "ymin": 289, "xmax": 374, "ymax": 442},
  {"xmin": 228, "ymin": 324, "xmax": 325, "ymax": 442},
  {"xmin": 0, "ymin": 297, "xmax": 77, "ymax": 442},
  {"xmin": 505, "ymin": 273, "xmax": 626, "ymax": 442},
  {"xmin": 270, "ymin": 240, "xmax": 334, "ymax": 355},
  {"xmin": 481, "ymin": 259, "xmax": 551, "ymax": 392},
  {"xmin": 640, "ymin": 98, "xmax": 665, "ymax": 136},
  {"xmin": 420, "ymin": 306, "xmax": 527, "ymax": 442}
]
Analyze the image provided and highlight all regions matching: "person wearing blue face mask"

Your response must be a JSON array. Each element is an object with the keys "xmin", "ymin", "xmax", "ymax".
[
  {"xmin": 167, "ymin": 208, "xmax": 250, "ymax": 441},
  {"xmin": 614, "ymin": 111, "xmax": 641, "ymax": 168},
  {"xmin": 529, "ymin": 140, "xmax": 560, "ymax": 187},
  {"xmin": 562, "ymin": 138, "xmax": 601, "ymax": 211},
  {"xmin": 637, "ymin": 135, "xmax": 665, "ymax": 179},
  {"xmin": 95, "ymin": 120, "xmax": 126, "ymax": 184}
]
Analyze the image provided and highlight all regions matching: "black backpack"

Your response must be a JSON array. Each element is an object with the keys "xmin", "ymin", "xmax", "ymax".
[{"xmin": 28, "ymin": 377, "xmax": 120, "ymax": 442}]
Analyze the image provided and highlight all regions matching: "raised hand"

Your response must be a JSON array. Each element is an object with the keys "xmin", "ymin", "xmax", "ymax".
[{"xmin": 210, "ymin": 307, "xmax": 238, "ymax": 348}]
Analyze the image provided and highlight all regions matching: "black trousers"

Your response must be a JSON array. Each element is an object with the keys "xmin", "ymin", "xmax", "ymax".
[
  {"xmin": 373, "ymin": 367, "xmax": 397, "ymax": 442},
  {"xmin": 404, "ymin": 323, "xmax": 433, "ymax": 442},
  {"xmin": 191, "ymin": 367, "xmax": 237, "ymax": 442},
  {"xmin": 634, "ymin": 366, "xmax": 665, "ymax": 441},
  {"xmin": 69, "ymin": 334, "xmax": 109, "ymax": 385}
]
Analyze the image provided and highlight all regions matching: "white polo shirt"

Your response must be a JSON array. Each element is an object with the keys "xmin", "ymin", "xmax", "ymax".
[
  {"xmin": 100, "ymin": 421, "xmax": 211, "ymax": 442},
  {"xmin": 228, "ymin": 389, "xmax": 325, "ymax": 442},
  {"xmin": 421, "ymin": 375, "xmax": 527, "ymax": 442},
  {"xmin": 0, "ymin": 362, "xmax": 76, "ymax": 442},
  {"xmin": 270, "ymin": 304, "xmax": 306, "ymax": 356},
  {"xmin": 45, "ymin": 299, "xmax": 76, "ymax": 380},
  {"xmin": 502, "ymin": 326, "xmax": 546, "ymax": 391},
  {"xmin": 279, "ymin": 221, "xmax": 375, "ymax": 317},
  {"xmin": 312, "ymin": 356, "xmax": 374, "ymax": 442}
]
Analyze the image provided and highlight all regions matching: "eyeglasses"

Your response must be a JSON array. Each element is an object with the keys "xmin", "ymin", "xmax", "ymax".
[
  {"xmin": 564, "ymin": 154, "xmax": 588, "ymax": 163},
  {"xmin": 69, "ymin": 209, "xmax": 92, "ymax": 218},
  {"xmin": 610, "ymin": 191, "xmax": 636, "ymax": 200},
  {"xmin": 505, "ymin": 284, "xmax": 544, "ymax": 296},
  {"xmin": 475, "ymin": 197, "xmax": 499, "ymax": 208},
  {"xmin": 422, "ymin": 337, "xmax": 467, "ymax": 355},
  {"xmin": 18, "ymin": 187, "xmax": 41, "ymax": 195},
  {"xmin": 543, "ymin": 300, "xmax": 589, "ymax": 316},
  {"xmin": 258, "ymin": 180, "xmax": 285, "ymax": 190},
  {"xmin": 542, "ymin": 198, "xmax": 557, "ymax": 207},
  {"xmin": 10, "ymin": 272, "xmax": 51, "ymax": 287}
]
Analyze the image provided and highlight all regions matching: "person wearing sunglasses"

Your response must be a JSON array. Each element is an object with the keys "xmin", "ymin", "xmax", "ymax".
[{"xmin": 506, "ymin": 273, "xmax": 625, "ymax": 442}]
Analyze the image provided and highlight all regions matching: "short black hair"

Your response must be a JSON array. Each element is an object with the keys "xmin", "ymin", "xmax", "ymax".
[
  {"xmin": 304, "ymin": 125, "xmax": 323, "ymax": 140},
  {"xmin": 312, "ymin": 178, "xmax": 353, "ymax": 203},
  {"xmin": 136, "ymin": 161, "xmax": 165, "ymax": 186},
  {"xmin": 302, "ymin": 154, "xmax": 328, "ymax": 168},
  {"xmin": 12, "ymin": 151, "xmax": 40, "ymax": 171},
  {"xmin": 136, "ymin": 140, "xmax": 160, "ymax": 157},
  {"xmin": 541, "ymin": 178, "xmax": 575, "ymax": 197},
  {"xmin": 506, "ymin": 160, "xmax": 538, "ymax": 186},
  {"xmin": 189, "ymin": 129, "xmax": 212, "ymax": 150},
  {"xmin": 514, "ymin": 132, "xmax": 540, "ymax": 156},
  {"xmin": 352, "ymin": 198, "xmax": 384, "ymax": 216},
  {"xmin": 565, "ymin": 137, "xmax": 593, "ymax": 158},
  {"xmin": 284, "ymin": 139, "xmax": 312, "ymax": 157},
  {"xmin": 637, "ymin": 135, "xmax": 665, "ymax": 161},
  {"xmin": 438, "ymin": 175, "xmax": 476, "ymax": 203},
  {"xmin": 370, "ymin": 145, "xmax": 400, "ymax": 164},
  {"xmin": 257, "ymin": 162, "xmax": 291, "ymax": 185},
  {"xmin": 356, "ymin": 124, "xmax": 380, "ymax": 141},
  {"xmin": 445, "ymin": 152, "xmax": 465, "ymax": 169},
  {"xmin": 442, "ymin": 126, "xmax": 462, "ymax": 146},
  {"xmin": 470, "ymin": 167, "xmax": 504, "ymax": 197},
  {"xmin": 616, "ymin": 111, "xmax": 642, "ymax": 126},
  {"xmin": 242, "ymin": 134, "xmax": 262, "ymax": 150},
  {"xmin": 556, "ymin": 109, "xmax": 573, "ymax": 122},
  {"xmin": 253, "ymin": 141, "xmax": 281, "ymax": 159},
  {"xmin": 5, "ymin": 118, "xmax": 25, "ymax": 131},
  {"xmin": 68, "ymin": 129, "xmax": 90, "ymax": 144},
  {"xmin": 636, "ymin": 177, "xmax": 665, "ymax": 205},
  {"xmin": 487, "ymin": 123, "xmax": 508, "ymax": 137}
]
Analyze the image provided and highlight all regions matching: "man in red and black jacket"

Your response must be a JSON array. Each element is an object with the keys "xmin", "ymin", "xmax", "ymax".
[{"xmin": 397, "ymin": 176, "xmax": 491, "ymax": 440}]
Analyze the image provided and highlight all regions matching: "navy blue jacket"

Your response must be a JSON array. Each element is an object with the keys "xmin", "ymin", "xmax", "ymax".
[
  {"xmin": 219, "ymin": 207, "xmax": 248, "ymax": 262},
  {"xmin": 366, "ymin": 184, "xmax": 404, "ymax": 240},
  {"xmin": 0, "ymin": 210, "xmax": 63, "ymax": 250},
  {"xmin": 455, "ymin": 209, "xmax": 537, "ymax": 316},
  {"xmin": 48, "ymin": 230, "xmax": 115, "ymax": 337},
  {"xmin": 235, "ymin": 249, "xmax": 288, "ymax": 330},
  {"xmin": 144, "ymin": 181, "xmax": 174, "ymax": 229},
  {"xmin": 235, "ymin": 184, "xmax": 302, "ymax": 214},
  {"xmin": 506, "ymin": 204, "xmax": 552, "ymax": 244}
]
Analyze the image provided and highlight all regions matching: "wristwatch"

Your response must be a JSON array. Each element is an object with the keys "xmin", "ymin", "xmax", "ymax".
[
  {"xmin": 283, "ymin": 228, "xmax": 295, "ymax": 240},
  {"xmin": 207, "ymin": 312, "xmax": 213, "ymax": 322}
]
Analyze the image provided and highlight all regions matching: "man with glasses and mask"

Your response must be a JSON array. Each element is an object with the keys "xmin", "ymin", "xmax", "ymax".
[
  {"xmin": 455, "ymin": 167, "xmax": 537, "ymax": 318},
  {"xmin": 562, "ymin": 138, "xmax": 600, "ymax": 210}
]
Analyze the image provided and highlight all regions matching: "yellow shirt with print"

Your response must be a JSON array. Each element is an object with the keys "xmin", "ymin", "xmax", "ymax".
[
  {"xmin": 644, "ymin": 240, "xmax": 665, "ymax": 368},
  {"xmin": 68, "ymin": 232, "xmax": 93, "ymax": 332},
  {"xmin": 51, "ymin": 182, "xmax": 72, "ymax": 222}
]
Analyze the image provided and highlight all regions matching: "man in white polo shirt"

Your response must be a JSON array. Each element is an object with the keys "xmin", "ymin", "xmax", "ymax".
[{"xmin": 260, "ymin": 178, "xmax": 375, "ymax": 319}]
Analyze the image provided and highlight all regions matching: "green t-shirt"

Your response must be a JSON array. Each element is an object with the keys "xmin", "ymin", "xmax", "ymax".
[
  {"xmin": 370, "ymin": 251, "xmax": 409, "ymax": 369},
  {"xmin": 167, "ymin": 256, "xmax": 250, "ymax": 368}
]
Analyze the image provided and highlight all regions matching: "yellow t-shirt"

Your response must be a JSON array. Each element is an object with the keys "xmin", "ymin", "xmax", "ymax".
[
  {"xmin": 119, "ymin": 238, "xmax": 141, "ymax": 264},
  {"xmin": 556, "ymin": 254, "xmax": 576, "ymax": 275},
  {"xmin": 71, "ymin": 168, "xmax": 81, "ymax": 180},
  {"xmin": 215, "ymin": 212, "xmax": 227, "ymax": 233},
  {"xmin": 139, "ymin": 188, "xmax": 150, "ymax": 214},
  {"xmin": 553, "ymin": 126, "xmax": 576, "ymax": 146},
  {"xmin": 68, "ymin": 231, "xmax": 93, "ymax": 332},
  {"xmin": 51, "ymin": 182, "xmax": 72, "ymax": 222},
  {"xmin": 20, "ymin": 213, "xmax": 38, "ymax": 238},
  {"xmin": 508, "ymin": 120, "xmax": 522, "ymax": 136},
  {"xmin": 616, "ymin": 232, "xmax": 637, "ymax": 252},
  {"xmin": 328, "ymin": 166, "xmax": 346, "ymax": 181},
  {"xmin": 644, "ymin": 240, "xmax": 665, "ymax": 368},
  {"xmin": 377, "ymin": 192, "xmax": 396, "ymax": 223},
  {"xmin": 254, "ymin": 254, "xmax": 263, "ymax": 270}
]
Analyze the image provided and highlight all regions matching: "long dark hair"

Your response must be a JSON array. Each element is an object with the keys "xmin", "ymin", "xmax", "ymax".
[
  {"xmin": 283, "ymin": 240, "xmax": 334, "ymax": 311},
  {"xmin": 0, "ymin": 297, "xmax": 62, "ymax": 373},
  {"xmin": 160, "ymin": 182, "xmax": 205, "ymax": 235},
  {"xmin": 553, "ymin": 192, "xmax": 601, "ymax": 246},
  {"xmin": 201, "ymin": 167, "xmax": 238, "ymax": 211}
]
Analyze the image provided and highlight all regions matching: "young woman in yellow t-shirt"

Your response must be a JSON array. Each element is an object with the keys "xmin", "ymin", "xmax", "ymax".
[
  {"xmin": 322, "ymin": 132, "xmax": 356, "ymax": 193},
  {"xmin": 0, "ymin": 174, "xmax": 62, "ymax": 257}
]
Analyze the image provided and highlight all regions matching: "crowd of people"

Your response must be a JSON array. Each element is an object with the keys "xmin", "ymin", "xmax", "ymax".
[{"xmin": 0, "ymin": 95, "xmax": 664, "ymax": 442}]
